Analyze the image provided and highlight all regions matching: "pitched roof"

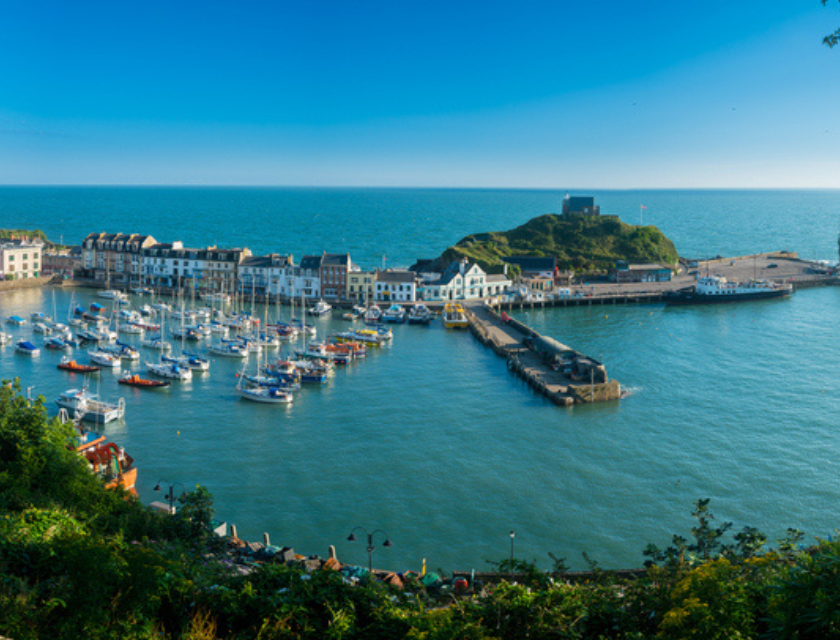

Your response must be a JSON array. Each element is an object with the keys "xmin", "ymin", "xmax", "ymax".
[
  {"xmin": 376, "ymin": 270, "xmax": 416, "ymax": 284},
  {"xmin": 321, "ymin": 253, "xmax": 350, "ymax": 267},
  {"xmin": 299, "ymin": 255, "xmax": 322, "ymax": 270}
]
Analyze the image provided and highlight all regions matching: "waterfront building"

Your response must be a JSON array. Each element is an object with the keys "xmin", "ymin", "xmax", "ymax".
[
  {"xmin": 81, "ymin": 232, "xmax": 157, "ymax": 288},
  {"xmin": 140, "ymin": 242, "xmax": 251, "ymax": 293},
  {"xmin": 562, "ymin": 194, "xmax": 600, "ymax": 216},
  {"xmin": 0, "ymin": 239, "xmax": 43, "ymax": 280},
  {"xmin": 42, "ymin": 246, "xmax": 81, "ymax": 279},
  {"xmin": 421, "ymin": 259, "xmax": 511, "ymax": 301},
  {"xmin": 503, "ymin": 256, "xmax": 556, "ymax": 279},
  {"xmin": 238, "ymin": 253, "xmax": 294, "ymax": 297},
  {"xmin": 610, "ymin": 262, "xmax": 672, "ymax": 283},
  {"xmin": 294, "ymin": 255, "xmax": 322, "ymax": 299},
  {"xmin": 319, "ymin": 253, "xmax": 353, "ymax": 300},
  {"xmin": 347, "ymin": 269, "xmax": 377, "ymax": 302},
  {"xmin": 375, "ymin": 269, "xmax": 418, "ymax": 302}
]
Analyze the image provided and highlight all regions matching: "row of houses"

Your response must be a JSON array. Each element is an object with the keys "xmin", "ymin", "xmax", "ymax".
[{"xmin": 58, "ymin": 232, "xmax": 513, "ymax": 303}]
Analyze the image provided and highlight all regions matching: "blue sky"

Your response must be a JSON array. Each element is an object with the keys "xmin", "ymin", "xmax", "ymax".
[{"xmin": 1, "ymin": 0, "xmax": 838, "ymax": 187}]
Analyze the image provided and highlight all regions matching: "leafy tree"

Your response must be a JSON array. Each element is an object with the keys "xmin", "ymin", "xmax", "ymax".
[{"xmin": 824, "ymin": 0, "xmax": 840, "ymax": 47}]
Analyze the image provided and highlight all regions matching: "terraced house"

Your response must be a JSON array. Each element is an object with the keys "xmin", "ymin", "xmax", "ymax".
[
  {"xmin": 140, "ymin": 242, "xmax": 251, "ymax": 293},
  {"xmin": 81, "ymin": 232, "xmax": 157, "ymax": 288}
]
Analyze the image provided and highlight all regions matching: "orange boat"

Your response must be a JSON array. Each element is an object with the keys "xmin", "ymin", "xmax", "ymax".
[
  {"xmin": 118, "ymin": 373, "xmax": 171, "ymax": 389},
  {"xmin": 57, "ymin": 358, "xmax": 101, "ymax": 373},
  {"xmin": 76, "ymin": 434, "xmax": 138, "ymax": 495}
]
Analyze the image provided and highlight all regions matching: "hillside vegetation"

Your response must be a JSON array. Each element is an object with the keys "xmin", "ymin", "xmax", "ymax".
[
  {"xmin": 439, "ymin": 214, "xmax": 679, "ymax": 273},
  {"xmin": 3, "ymin": 380, "xmax": 838, "ymax": 640}
]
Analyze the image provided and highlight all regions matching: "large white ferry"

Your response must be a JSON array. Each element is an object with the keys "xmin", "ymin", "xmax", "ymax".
[{"xmin": 666, "ymin": 275, "xmax": 792, "ymax": 305}]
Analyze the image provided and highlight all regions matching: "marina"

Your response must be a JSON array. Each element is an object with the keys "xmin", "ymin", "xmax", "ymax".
[{"xmin": 3, "ymin": 187, "xmax": 840, "ymax": 573}]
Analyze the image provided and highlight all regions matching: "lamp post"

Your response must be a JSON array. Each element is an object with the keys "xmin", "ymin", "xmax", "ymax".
[
  {"xmin": 347, "ymin": 526, "xmax": 392, "ymax": 575},
  {"xmin": 510, "ymin": 530, "xmax": 515, "ymax": 562},
  {"xmin": 153, "ymin": 479, "xmax": 186, "ymax": 514}
]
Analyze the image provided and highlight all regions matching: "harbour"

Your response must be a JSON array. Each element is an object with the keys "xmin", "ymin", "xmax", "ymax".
[{"xmin": 2, "ymin": 187, "xmax": 840, "ymax": 573}]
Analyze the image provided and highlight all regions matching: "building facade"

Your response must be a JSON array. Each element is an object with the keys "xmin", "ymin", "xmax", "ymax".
[
  {"xmin": 422, "ymin": 260, "xmax": 510, "ymax": 301},
  {"xmin": 42, "ymin": 246, "xmax": 81, "ymax": 279},
  {"xmin": 140, "ymin": 243, "xmax": 251, "ymax": 292},
  {"xmin": 319, "ymin": 253, "xmax": 352, "ymax": 300},
  {"xmin": 82, "ymin": 232, "xmax": 158, "ymax": 288},
  {"xmin": 0, "ymin": 240, "xmax": 43, "ymax": 280},
  {"xmin": 347, "ymin": 269, "xmax": 377, "ymax": 302},
  {"xmin": 561, "ymin": 195, "xmax": 600, "ymax": 216},
  {"xmin": 610, "ymin": 262, "xmax": 672, "ymax": 283},
  {"xmin": 238, "ymin": 254, "xmax": 294, "ymax": 297},
  {"xmin": 375, "ymin": 270, "xmax": 417, "ymax": 302}
]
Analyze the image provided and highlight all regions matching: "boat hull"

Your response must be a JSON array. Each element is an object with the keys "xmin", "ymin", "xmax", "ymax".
[{"xmin": 665, "ymin": 288, "xmax": 791, "ymax": 306}]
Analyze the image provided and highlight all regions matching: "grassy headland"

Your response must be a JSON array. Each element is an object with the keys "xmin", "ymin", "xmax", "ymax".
[{"xmin": 435, "ymin": 214, "xmax": 679, "ymax": 274}]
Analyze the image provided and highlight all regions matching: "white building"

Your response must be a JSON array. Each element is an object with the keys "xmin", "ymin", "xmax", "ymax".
[
  {"xmin": 292, "ymin": 255, "xmax": 322, "ymax": 300},
  {"xmin": 421, "ymin": 259, "xmax": 510, "ymax": 301},
  {"xmin": 375, "ymin": 269, "xmax": 417, "ymax": 302},
  {"xmin": 0, "ymin": 240, "xmax": 42, "ymax": 280},
  {"xmin": 238, "ymin": 254, "xmax": 295, "ymax": 297},
  {"xmin": 141, "ymin": 243, "xmax": 251, "ymax": 293}
]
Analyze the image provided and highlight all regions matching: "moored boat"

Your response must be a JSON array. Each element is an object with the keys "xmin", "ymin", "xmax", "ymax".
[
  {"xmin": 443, "ymin": 303, "xmax": 469, "ymax": 329},
  {"xmin": 307, "ymin": 300, "xmax": 332, "ymax": 317},
  {"xmin": 55, "ymin": 387, "xmax": 125, "ymax": 424},
  {"xmin": 118, "ymin": 372, "xmax": 171, "ymax": 388},
  {"xmin": 408, "ymin": 303, "xmax": 433, "ymax": 325},
  {"xmin": 666, "ymin": 275, "xmax": 794, "ymax": 305},
  {"xmin": 57, "ymin": 357, "xmax": 101, "ymax": 373},
  {"xmin": 15, "ymin": 340, "xmax": 40, "ymax": 356},
  {"xmin": 146, "ymin": 360, "xmax": 193, "ymax": 380},
  {"xmin": 382, "ymin": 304, "xmax": 406, "ymax": 323}
]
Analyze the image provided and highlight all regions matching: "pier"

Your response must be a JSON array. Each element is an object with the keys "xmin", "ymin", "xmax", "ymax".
[{"xmin": 465, "ymin": 304, "xmax": 622, "ymax": 406}]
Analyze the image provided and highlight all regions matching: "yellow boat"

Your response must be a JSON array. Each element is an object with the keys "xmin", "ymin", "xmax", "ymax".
[{"xmin": 443, "ymin": 303, "xmax": 469, "ymax": 329}]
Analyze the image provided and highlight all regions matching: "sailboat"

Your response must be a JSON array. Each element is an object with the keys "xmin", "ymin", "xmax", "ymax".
[{"xmin": 236, "ymin": 335, "xmax": 293, "ymax": 404}]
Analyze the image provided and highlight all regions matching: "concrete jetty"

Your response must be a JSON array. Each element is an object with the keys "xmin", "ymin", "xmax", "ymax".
[{"xmin": 465, "ymin": 304, "xmax": 622, "ymax": 405}]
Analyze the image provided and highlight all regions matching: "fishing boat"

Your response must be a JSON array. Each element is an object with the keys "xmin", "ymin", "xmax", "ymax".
[
  {"xmin": 15, "ymin": 340, "xmax": 40, "ymax": 356},
  {"xmin": 88, "ymin": 349, "xmax": 121, "ymax": 368},
  {"xmin": 55, "ymin": 387, "xmax": 126, "ymax": 424},
  {"xmin": 381, "ymin": 304, "xmax": 406, "ymax": 323},
  {"xmin": 118, "ymin": 372, "xmax": 171, "ymax": 388},
  {"xmin": 407, "ymin": 303, "xmax": 433, "ymax": 325},
  {"xmin": 146, "ymin": 360, "xmax": 193, "ymax": 380},
  {"xmin": 665, "ymin": 275, "xmax": 793, "ymax": 305},
  {"xmin": 57, "ymin": 357, "xmax": 101, "ymax": 373},
  {"xmin": 442, "ymin": 303, "xmax": 469, "ymax": 329}
]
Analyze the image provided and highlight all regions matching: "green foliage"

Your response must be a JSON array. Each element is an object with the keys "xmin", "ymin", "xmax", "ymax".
[
  {"xmin": 823, "ymin": 0, "xmax": 840, "ymax": 47},
  {"xmin": 437, "ymin": 213, "xmax": 678, "ymax": 273}
]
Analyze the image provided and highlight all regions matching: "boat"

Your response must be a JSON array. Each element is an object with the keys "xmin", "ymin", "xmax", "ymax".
[
  {"xmin": 307, "ymin": 300, "xmax": 332, "ymax": 317},
  {"xmin": 31, "ymin": 312, "xmax": 52, "ymax": 323},
  {"xmin": 365, "ymin": 304, "xmax": 382, "ymax": 324},
  {"xmin": 132, "ymin": 287, "xmax": 154, "ymax": 295},
  {"xmin": 55, "ymin": 388, "xmax": 126, "ymax": 424},
  {"xmin": 75, "ymin": 430, "xmax": 137, "ymax": 494},
  {"xmin": 162, "ymin": 351, "xmax": 211, "ymax": 371},
  {"xmin": 88, "ymin": 349, "xmax": 121, "ymax": 368},
  {"xmin": 118, "ymin": 372, "xmax": 171, "ymax": 388},
  {"xmin": 103, "ymin": 342, "xmax": 140, "ymax": 360},
  {"xmin": 208, "ymin": 341, "xmax": 249, "ymax": 358},
  {"xmin": 118, "ymin": 322, "xmax": 144, "ymax": 335},
  {"xmin": 442, "ymin": 303, "xmax": 469, "ymax": 329},
  {"xmin": 57, "ymin": 357, "xmax": 101, "ymax": 373},
  {"xmin": 407, "ymin": 303, "xmax": 433, "ymax": 325},
  {"xmin": 15, "ymin": 340, "xmax": 40, "ymax": 356},
  {"xmin": 146, "ymin": 360, "xmax": 193, "ymax": 380},
  {"xmin": 238, "ymin": 385, "xmax": 294, "ymax": 404},
  {"xmin": 381, "ymin": 304, "xmax": 406, "ymax": 323},
  {"xmin": 44, "ymin": 336, "xmax": 69, "ymax": 350},
  {"xmin": 6, "ymin": 315, "xmax": 26, "ymax": 326},
  {"xmin": 665, "ymin": 275, "xmax": 794, "ymax": 306},
  {"xmin": 0, "ymin": 332, "xmax": 11, "ymax": 345},
  {"xmin": 98, "ymin": 289, "xmax": 128, "ymax": 302},
  {"xmin": 32, "ymin": 321, "xmax": 52, "ymax": 335}
]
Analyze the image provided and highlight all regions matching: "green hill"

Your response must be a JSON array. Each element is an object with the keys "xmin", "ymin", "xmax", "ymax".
[{"xmin": 438, "ymin": 214, "xmax": 679, "ymax": 273}]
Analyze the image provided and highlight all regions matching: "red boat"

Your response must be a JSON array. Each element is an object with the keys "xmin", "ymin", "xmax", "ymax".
[
  {"xmin": 118, "ymin": 373, "xmax": 171, "ymax": 389},
  {"xmin": 57, "ymin": 358, "xmax": 101, "ymax": 373}
]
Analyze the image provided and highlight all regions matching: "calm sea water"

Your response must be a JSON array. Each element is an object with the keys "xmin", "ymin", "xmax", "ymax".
[{"xmin": 1, "ymin": 187, "xmax": 839, "ymax": 572}]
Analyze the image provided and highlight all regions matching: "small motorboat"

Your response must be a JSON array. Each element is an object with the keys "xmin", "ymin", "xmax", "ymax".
[
  {"xmin": 16, "ymin": 340, "xmax": 40, "ymax": 356},
  {"xmin": 57, "ymin": 357, "xmax": 101, "ymax": 373},
  {"xmin": 118, "ymin": 372, "xmax": 171, "ymax": 389}
]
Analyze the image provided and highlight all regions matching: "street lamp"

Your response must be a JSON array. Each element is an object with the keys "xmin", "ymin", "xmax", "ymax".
[
  {"xmin": 153, "ymin": 479, "xmax": 186, "ymax": 514},
  {"xmin": 347, "ymin": 526, "xmax": 392, "ymax": 575},
  {"xmin": 510, "ymin": 530, "xmax": 515, "ymax": 562}
]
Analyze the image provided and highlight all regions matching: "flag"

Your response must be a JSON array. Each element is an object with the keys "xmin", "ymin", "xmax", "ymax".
[{"xmin": 640, "ymin": 205, "xmax": 647, "ymax": 210}]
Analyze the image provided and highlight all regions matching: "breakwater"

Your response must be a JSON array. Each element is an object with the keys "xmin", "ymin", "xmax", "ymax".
[{"xmin": 466, "ymin": 304, "xmax": 621, "ymax": 405}]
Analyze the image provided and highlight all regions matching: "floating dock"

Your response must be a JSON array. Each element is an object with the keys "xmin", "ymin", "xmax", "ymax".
[{"xmin": 465, "ymin": 305, "xmax": 621, "ymax": 406}]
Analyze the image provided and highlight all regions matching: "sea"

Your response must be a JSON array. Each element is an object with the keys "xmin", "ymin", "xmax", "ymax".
[{"xmin": 1, "ymin": 186, "xmax": 840, "ymax": 573}]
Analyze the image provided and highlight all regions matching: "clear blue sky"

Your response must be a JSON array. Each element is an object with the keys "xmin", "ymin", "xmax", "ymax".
[{"xmin": 1, "ymin": 0, "xmax": 838, "ymax": 187}]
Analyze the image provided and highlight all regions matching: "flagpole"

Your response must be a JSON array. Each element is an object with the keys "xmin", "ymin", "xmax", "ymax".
[{"xmin": 640, "ymin": 204, "xmax": 643, "ymax": 226}]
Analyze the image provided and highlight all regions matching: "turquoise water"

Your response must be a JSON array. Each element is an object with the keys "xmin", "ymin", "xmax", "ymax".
[{"xmin": 1, "ymin": 187, "xmax": 839, "ymax": 572}]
